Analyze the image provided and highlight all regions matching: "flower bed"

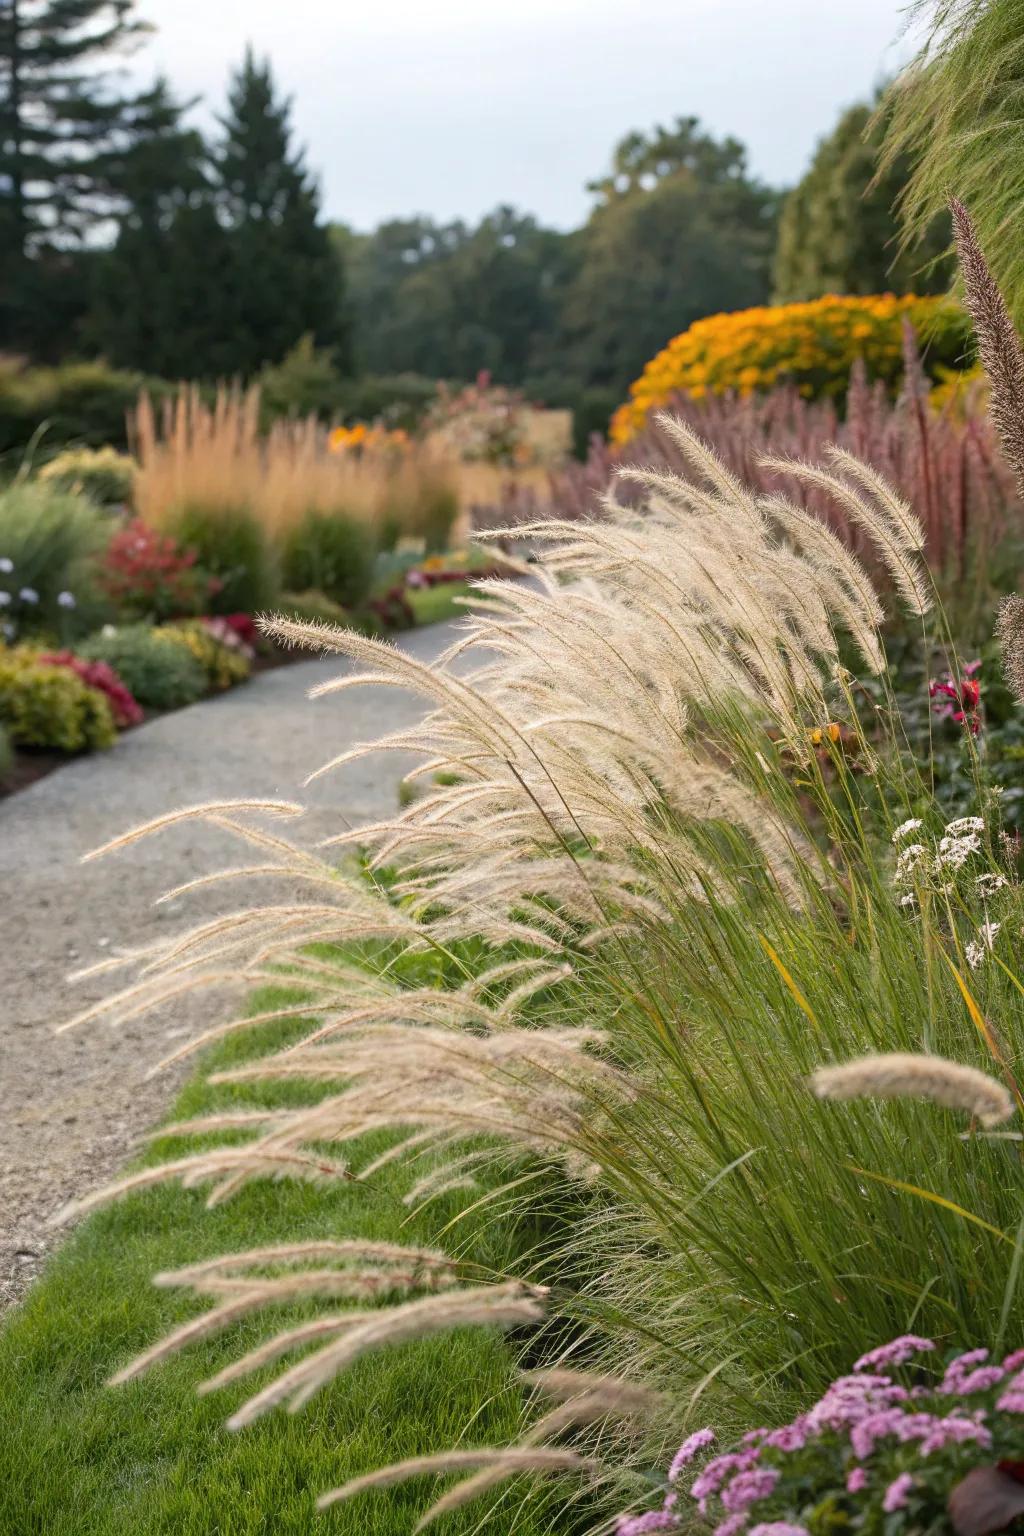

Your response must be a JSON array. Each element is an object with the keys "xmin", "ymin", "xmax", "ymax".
[{"xmin": 610, "ymin": 293, "xmax": 972, "ymax": 443}]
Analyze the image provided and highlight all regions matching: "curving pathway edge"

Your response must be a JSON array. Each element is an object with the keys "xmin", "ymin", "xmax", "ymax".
[{"xmin": 0, "ymin": 620, "xmax": 462, "ymax": 1310}]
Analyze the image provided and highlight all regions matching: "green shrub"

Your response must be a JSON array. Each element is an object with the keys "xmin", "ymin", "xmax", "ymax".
[
  {"xmin": 0, "ymin": 481, "xmax": 109, "ymax": 641},
  {"xmin": 0, "ymin": 649, "xmax": 117, "ymax": 752},
  {"xmin": 257, "ymin": 334, "xmax": 344, "ymax": 422},
  {"xmin": 78, "ymin": 625, "xmax": 206, "ymax": 712},
  {"xmin": 38, "ymin": 446, "xmax": 136, "ymax": 507},
  {"xmin": 162, "ymin": 503, "xmax": 277, "ymax": 615},
  {"xmin": 0, "ymin": 358, "xmax": 173, "ymax": 461},
  {"xmin": 155, "ymin": 621, "xmax": 251, "ymax": 692},
  {"xmin": 274, "ymin": 588, "xmax": 351, "ymax": 626},
  {"xmin": 280, "ymin": 510, "xmax": 375, "ymax": 608}
]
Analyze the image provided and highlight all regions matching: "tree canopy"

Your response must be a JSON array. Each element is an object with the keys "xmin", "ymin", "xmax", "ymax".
[{"xmin": 774, "ymin": 98, "xmax": 954, "ymax": 303}]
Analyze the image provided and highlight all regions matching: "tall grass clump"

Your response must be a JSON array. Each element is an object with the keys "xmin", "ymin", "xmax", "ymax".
[
  {"xmin": 881, "ymin": 0, "xmax": 1024, "ymax": 325},
  {"xmin": 132, "ymin": 385, "xmax": 462, "ymax": 558},
  {"xmin": 0, "ymin": 480, "xmax": 109, "ymax": 640},
  {"xmin": 54, "ymin": 205, "xmax": 1024, "ymax": 1526},
  {"xmin": 513, "ymin": 336, "xmax": 1020, "ymax": 640}
]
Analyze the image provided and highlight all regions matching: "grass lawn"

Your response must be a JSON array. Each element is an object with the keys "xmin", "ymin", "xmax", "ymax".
[
  {"xmin": 0, "ymin": 990, "xmax": 561, "ymax": 1536},
  {"xmin": 406, "ymin": 581, "xmax": 478, "ymax": 628}
]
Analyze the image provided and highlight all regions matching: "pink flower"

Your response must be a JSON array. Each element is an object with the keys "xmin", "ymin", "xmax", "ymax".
[
  {"xmin": 748, "ymin": 1525, "xmax": 811, "ymax": 1536},
  {"xmin": 945, "ymin": 1366, "xmax": 1004, "ymax": 1395},
  {"xmin": 997, "ymin": 1390, "xmax": 1024, "ymax": 1413},
  {"xmin": 714, "ymin": 1518, "xmax": 748, "ymax": 1536},
  {"xmin": 882, "ymin": 1472, "xmax": 914, "ymax": 1513},
  {"xmin": 668, "ymin": 1428, "xmax": 714, "ymax": 1480},
  {"xmin": 720, "ymin": 1467, "xmax": 779, "ymax": 1513},
  {"xmin": 846, "ymin": 1466, "xmax": 866, "ymax": 1493},
  {"xmin": 616, "ymin": 1513, "xmax": 679, "ymax": 1535},
  {"xmin": 854, "ymin": 1336, "xmax": 934, "ymax": 1372},
  {"xmin": 1003, "ymin": 1349, "xmax": 1024, "ymax": 1372},
  {"xmin": 691, "ymin": 1452, "xmax": 759, "ymax": 1502},
  {"xmin": 917, "ymin": 1415, "xmax": 993, "ymax": 1454},
  {"xmin": 763, "ymin": 1419, "xmax": 809, "ymax": 1452}
]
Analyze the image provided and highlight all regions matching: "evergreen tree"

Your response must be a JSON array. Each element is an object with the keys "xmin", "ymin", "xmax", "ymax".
[
  {"xmin": 213, "ymin": 48, "xmax": 349, "ymax": 375},
  {"xmin": 773, "ymin": 99, "xmax": 954, "ymax": 303},
  {"xmin": 85, "ymin": 78, "xmax": 243, "ymax": 377},
  {"xmin": 0, "ymin": 0, "xmax": 163, "ymax": 351}
]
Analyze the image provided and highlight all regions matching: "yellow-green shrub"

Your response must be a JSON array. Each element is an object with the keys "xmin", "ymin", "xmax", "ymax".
[
  {"xmin": 157, "ymin": 621, "xmax": 251, "ymax": 691},
  {"xmin": 38, "ymin": 446, "xmax": 136, "ymax": 506},
  {"xmin": 611, "ymin": 293, "xmax": 972, "ymax": 442},
  {"xmin": 0, "ymin": 648, "xmax": 117, "ymax": 752}
]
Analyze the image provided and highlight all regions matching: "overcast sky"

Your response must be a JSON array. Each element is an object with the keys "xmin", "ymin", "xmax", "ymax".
[{"xmin": 132, "ymin": 0, "xmax": 922, "ymax": 232}]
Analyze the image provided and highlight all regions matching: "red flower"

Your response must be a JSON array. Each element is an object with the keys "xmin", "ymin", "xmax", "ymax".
[
  {"xmin": 39, "ymin": 652, "xmax": 144, "ymax": 728},
  {"xmin": 930, "ymin": 660, "xmax": 982, "ymax": 734}
]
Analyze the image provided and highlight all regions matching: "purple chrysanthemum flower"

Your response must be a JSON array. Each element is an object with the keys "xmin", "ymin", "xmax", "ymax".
[
  {"xmin": 882, "ymin": 1472, "xmax": 914, "ymax": 1513},
  {"xmin": 690, "ymin": 1452, "xmax": 759, "ymax": 1502},
  {"xmin": 854, "ymin": 1335, "xmax": 934, "ymax": 1372},
  {"xmin": 720, "ymin": 1467, "xmax": 779, "ymax": 1513},
  {"xmin": 918, "ymin": 1415, "xmax": 993, "ymax": 1454},
  {"xmin": 764, "ymin": 1418, "xmax": 809, "ymax": 1452},
  {"xmin": 616, "ymin": 1512, "xmax": 680, "ymax": 1535},
  {"xmin": 748, "ymin": 1524, "xmax": 811, "ymax": 1536},
  {"xmin": 668, "ymin": 1428, "xmax": 715, "ymax": 1480},
  {"xmin": 945, "ymin": 1366, "xmax": 1004, "ymax": 1395}
]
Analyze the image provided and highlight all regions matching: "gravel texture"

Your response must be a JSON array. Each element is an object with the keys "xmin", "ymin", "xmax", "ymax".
[{"xmin": 0, "ymin": 622, "xmax": 458, "ymax": 1311}]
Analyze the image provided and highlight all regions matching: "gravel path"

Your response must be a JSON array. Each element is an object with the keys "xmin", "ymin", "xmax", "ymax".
[{"xmin": 0, "ymin": 621, "xmax": 459, "ymax": 1311}]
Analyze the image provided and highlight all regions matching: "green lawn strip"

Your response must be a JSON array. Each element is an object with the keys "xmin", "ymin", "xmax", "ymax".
[
  {"xmin": 406, "ymin": 582, "xmax": 477, "ymax": 628},
  {"xmin": 0, "ymin": 992, "xmax": 559, "ymax": 1536}
]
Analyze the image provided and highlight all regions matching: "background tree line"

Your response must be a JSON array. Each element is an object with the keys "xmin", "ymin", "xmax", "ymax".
[{"xmin": 0, "ymin": 1, "xmax": 956, "ymax": 440}]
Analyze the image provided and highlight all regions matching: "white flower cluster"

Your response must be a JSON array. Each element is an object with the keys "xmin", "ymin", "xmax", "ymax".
[
  {"xmin": 893, "ymin": 814, "xmax": 996, "ymax": 896},
  {"xmin": 966, "ymin": 920, "xmax": 1002, "ymax": 971}
]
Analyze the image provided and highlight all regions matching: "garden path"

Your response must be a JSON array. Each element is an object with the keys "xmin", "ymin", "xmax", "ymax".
[{"xmin": 0, "ymin": 619, "xmax": 462, "ymax": 1310}]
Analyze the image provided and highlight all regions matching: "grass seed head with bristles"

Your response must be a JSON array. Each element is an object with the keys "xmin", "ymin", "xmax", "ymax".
[
  {"xmin": 950, "ymin": 195, "xmax": 1024, "ymax": 502},
  {"xmin": 809, "ymin": 1052, "xmax": 1015, "ymax": 1128},
  {"xmin": 997, "ymin": 593, "xmax": 1024, "ymax": 705}
]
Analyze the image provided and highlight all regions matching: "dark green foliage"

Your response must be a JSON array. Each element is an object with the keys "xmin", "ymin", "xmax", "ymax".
[
  {"xmin": 0, "ymin": 356, "xmax": 173, "ymax": 461},
  {"xmin": 557, "ymin": 118, "xmax": 779, "ymax": 394},
  {"xmin": 0, "ymin": 1, "xmax": 177, "ymax": 355},
  {"xmin": 0, "ymin": 719, "xmax": 11, "ymax": 781},
  {"xmin": 281, "ymin": 511, "xmax": 376, "ymax": 609},
  {"xmin": 213, "ymin": 49, "xmax": 349, "ymax": 377},
  {"xmin": 78, "ymin": 623, "xmax": 206, "ymax": 710},
  {"xmin": 880, "ymin": 0, "xmax": 1024, "ymax": 331},
  {"xmin": 163, "ymin": 504, "xmax": 278, "ymax": 615},
  {"xmin": 341, "ymin": 208, "xmax": 577, "ymax": 386},
  {"xmin": 85, "ymin": 81, "xmax": 243, "ymax": 379},
  {"xmin": 774, "ymin": 98, "xmax": 955, "ymax": 302}
]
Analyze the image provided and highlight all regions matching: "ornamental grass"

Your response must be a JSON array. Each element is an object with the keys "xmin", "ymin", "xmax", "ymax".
[
  {"xmin": 131, "ymin": 384, "xmax": 461, "ymax": 547},
  {"xmin": 55, "ymin": 204, "xmax": 1024, "ymax": 1529}
]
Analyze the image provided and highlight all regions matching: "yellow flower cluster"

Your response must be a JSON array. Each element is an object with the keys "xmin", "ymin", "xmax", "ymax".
[
  {"xmin": 610, "ymin": 294, "xmax": 968, "ymax": 443},
  {"xmin": 328, "ymin": 422, "xmax": 410, "ymax": 455}
]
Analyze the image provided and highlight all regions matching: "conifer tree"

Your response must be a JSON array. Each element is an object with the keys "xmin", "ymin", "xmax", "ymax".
[
  {"xmin": 85, "ymin": 77, "xmax": 242, "ymax": 377},
  {"xmin": 213, "ymin": 47, "xmax": 349, "ymax": 375},
  {"xmin": 0, "ymin": 0, "xmax": 165, "ymax": 350}
]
